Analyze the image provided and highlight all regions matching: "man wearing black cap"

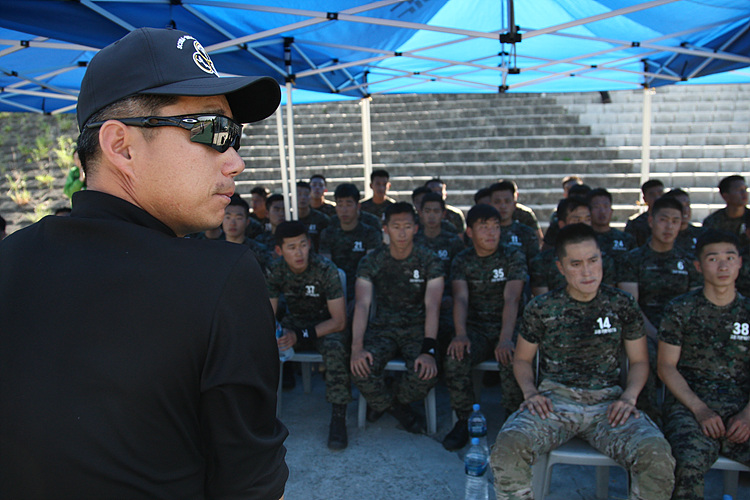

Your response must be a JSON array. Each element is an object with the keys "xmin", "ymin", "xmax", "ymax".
[{"xmin": 0, "ymin": 28, "xmax": 288, "ymax": 499}]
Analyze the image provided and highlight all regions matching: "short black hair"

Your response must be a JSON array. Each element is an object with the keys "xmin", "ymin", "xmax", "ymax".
[
  {"xmin": 651, "ymin": 196, "xmax": 684, "ymax": 217},
  {"xmin": 466, "ymin": 204, "xmax": 501, "ymax": 228},
  {"xmin": 587, "ymin": 187, "xmax": 611, "ymax": 204},
  {"xmin": 371, "ymin": 169, "xmax": 390, "ymax": 181},
  {"xmin": 425, "ymin": 177, "xmax": 445, "ymax": 187},
  {"xmin": 227, "ymin": 193, "xmax": 250, "ymax": 215},
  {"xmin": 555, "ymin": 223, "xmax": 600, "ymax": 260},
  {"xmin": 488, "ymin": 181, "xmax": 516, "ymax": 196},
  {"xmin": 557, "ymin": 196, "xmax": 589, "ymax": 223},
  {"xmin": 562, "ymin": 175, "xmax": 583, "ymax": 187},
  {"xmin": 641, "ymin": 179, "xmax": 664, "ymax": 194},
  {"xmin": 474, "ymin": 187, "xmax": 491, "ymax": 204},
  {"xmin": 568, "ymin": 184, "xmax": 591, "ymax": 198},
  {"xmin": 274, "ymin": 220, "xmax": 308, "ymax": 246},
  {"xmin": 334, "ymin": 183, "xmax": 360, "ymax": 202},
  {"xmin": 250, "ymin": 185, "xmax": 270, "ymax": 198},
  {"xmin": 310, "ymin": 174, "xmax": 326, "ymax": 183},
  {"xmin": 420, "ymin": 192, "xmax": 445, "ymax": 210},
  {"xmin": 266, "ymin": 193, "xmax": 284, "ymax": 210},
  {"xmin": 663, "ymin": 188, "xmax": 689, "ymax": 200},
  {"xmin": 54, "ymin": 207, "xmax": 73, "ymax": 216},
  {"xmin": 296, "ymin": 181, "xmax": 311, "ymax": 191},
  {"xmin": 411, "ymin": 186, "xmax": 430, "ymax": 200},
  {"xmin": 384, "ymin": 201, "xmax": 417, "ymax": 224},
  {"xmin": 0, "ymin": 214, "xmax": 5, "ymax": 232},
  {"xmin": 695, "ymin": 228, "xmax": 740, "ymax": 259},
  {"xmin": 719, "ymin": 175, "xmax": 745, "ymax": 194}
]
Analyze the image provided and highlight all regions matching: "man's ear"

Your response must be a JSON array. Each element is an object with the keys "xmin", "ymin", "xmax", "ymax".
[
  {"xmin": 275, "ymin": 245, "xmax": 283, "ymax": 257},
  {"xmin": 98, "ymin": 120, "xmax": 135, "ymax": 173},
  {"xmin": 693, "ymin": 259, "xmax": 702, "ymax": 275}
]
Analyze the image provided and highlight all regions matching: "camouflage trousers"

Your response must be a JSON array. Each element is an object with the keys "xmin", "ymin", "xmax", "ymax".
[
  {"xmin": 442, "ymin": 324, "xmax": 523, "ymax": 418},
  {"xmin": 636, "ymin": 336, "xmax": 661, "ymax": 425},
  {"xmin": 300, "ymin": 330, "xmax": 352, "ymax": 405},
  {"xmin": 664, "ymin": 399, "xmax": 750, "ymax": 500},
  {"xmin": 352, "ymin": 326, "xmax": 438, "ymax": 412},
  {"xmin": 491, "ymin": 380, "xmax": 675, "ymax": 500}
]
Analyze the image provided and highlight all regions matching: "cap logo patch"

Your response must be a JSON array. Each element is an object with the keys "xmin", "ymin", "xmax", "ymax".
[{"xmin": 176, "ymin": 35, "xmax": 218, "ymax": 76}]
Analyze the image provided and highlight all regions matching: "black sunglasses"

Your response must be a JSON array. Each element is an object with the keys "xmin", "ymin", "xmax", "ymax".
[{"xmin": 85, "ymin": 114, "xmax": 243, "ymax": 153}]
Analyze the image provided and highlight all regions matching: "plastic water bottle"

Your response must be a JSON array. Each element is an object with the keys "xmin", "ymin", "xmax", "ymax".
[
  {"xmin": 468, "ymin": 403, "xmax": 488, "ymax": 453},
  {"xmin": 276, "ymin": 322, "xmax": 295, "ymax": 362},
  {"xmin": 464, "ymin": 437, "xmax": 489, "ymax": 500},
  {"xmin": 722, "ymin": 495, "xmax": 732, "ymax": 500}
]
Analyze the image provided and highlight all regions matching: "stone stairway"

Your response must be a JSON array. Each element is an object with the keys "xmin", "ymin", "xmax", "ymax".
[{"xmin": 238, "ymin": 83, "xmax": 750, "ymax": 228}]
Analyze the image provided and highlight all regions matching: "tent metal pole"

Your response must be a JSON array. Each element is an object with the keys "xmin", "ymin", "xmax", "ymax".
[
  {"xmin": 640, "ymin": 87, "xmax": 653, "ymax": 190},
  {"xmin": 360, "ymin": 97, "xmax": 373, "ymax": 199},
  {"xmin": 286, "ymin": 82, "xmax": 299, "ymax": 220},
  {"xmin": 275, "ymin": 106, "xmax": 292, "ymax": 221}
]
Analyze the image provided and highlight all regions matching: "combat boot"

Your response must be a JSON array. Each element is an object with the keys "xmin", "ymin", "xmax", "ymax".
[{"xmin": 327, "ymin": 404, "xmax": 348, "ymax": 450}]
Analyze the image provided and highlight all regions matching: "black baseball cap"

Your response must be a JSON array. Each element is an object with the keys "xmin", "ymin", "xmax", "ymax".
[{"xmin": 76, "ymin": 27, "xmax": 281, "ymax": 129}]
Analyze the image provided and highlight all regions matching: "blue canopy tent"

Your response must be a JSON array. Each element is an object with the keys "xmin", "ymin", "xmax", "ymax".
[{"xmin": 1, "ymin": 0, "xmax": 749, "ymax": 209}]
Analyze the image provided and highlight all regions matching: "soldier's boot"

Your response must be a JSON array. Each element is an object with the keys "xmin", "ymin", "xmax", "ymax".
[
  {"xmin": 327, "ymin": 404, "xmax": 348, "ymax": 450},
  {"xmin": 387, "ymin": 402, "xmax": 424, "ymax": 434},
  {"xmin": 366, "ymin": 404, "xmax": 384, "ymax": 423},
  {"xmin": 442, "ymin": 416, "xmax": 469, "ymax": 451}
]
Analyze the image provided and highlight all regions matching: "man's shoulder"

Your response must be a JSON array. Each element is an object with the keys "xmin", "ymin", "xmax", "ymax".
[{"xmin": 703, "ymin": 208, "xmax": 727, "ymax": 225}]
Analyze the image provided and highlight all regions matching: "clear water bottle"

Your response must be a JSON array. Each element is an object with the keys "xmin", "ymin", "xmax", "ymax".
[
  {"xmin": 722, "ymin": 495, "xmax": 732, "ymax": 500},
  {"xmin": 468, "ymin": 403, "xmax": 488, "ymax": 453},
  {"xmin": 464, "ymin": 437, "xmax": 489, "ymax": 500},
  {"xmin": 276, "ymin": 322, "xmax": 295, "ymax": 362}
]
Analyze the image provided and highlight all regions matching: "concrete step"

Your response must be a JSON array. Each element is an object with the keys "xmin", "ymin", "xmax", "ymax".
[
  {"xmin": 581, "ymin": 121, "xmax": 750, "ymax": 135},
  {"xmin": 615, "ymin": 144, "xmax": 750, "ymax": 160},
  {"xmin": 602, "ymin": 133, "xmax": 750, "ymax": 147}
]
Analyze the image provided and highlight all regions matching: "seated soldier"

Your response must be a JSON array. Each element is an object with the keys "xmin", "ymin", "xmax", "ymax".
[
  {"xmin": 587, "ymin": 187, "xmax": 637, "ymax": 261},
  {"xmin": 491, "ymin": 223, "xmax": 675, "ymax": 500},
  {"xmin": 425, "ymin": 177, "xmax": 466, "ymax": 236},
  {"xmin": 542, "ymin": 175, "xmax": 585, "ymax": 250},
  {"xmin": 474, "ymin": 187, "xmax": 491, "ymax": 206},
  {"xmin": 530, "ymin": 196, "xmax": 616, "ymax": 296},
  {"xmin": 618, "ymin": 195, "xmax": 701, "ymax": 421},
  {"xmin": 413, "ymin": 186, "xmax": 458, "ymax": 234},
  {"xmin": 663, "ymin": 188, "xmax": 704, "ymax": 255},
  {"xmin": 254, "ymin": 193, "xmax": 286, "ymax": 250},
  {"xmin": 309, "ymin": 174, "xmax": 337, "ymax": 217},
  {"xmin": 488, "ymin": 181, "xmax": 540, "ymax": 269},
  {"xmin": 625, "ymin": 179, "xmax": 665, "ymax": 247},
  {"xmin": 249, "ymin": 185, "xmax": 271, "ymax": 231},
  {"xmin": 360, "ymin": 169, "xmax": 396, "ymax": 222},
  {"xmin": 350, "ymin": 202, "xmax": 444, "ymax": 433},
  {"xmin": 500, "ymin": 179, "xmax": 543, "ymax": 244},
  {"xmin": 296, "ymin": 181, "xmax": 330, "ymax": 252},
  {"xmin": 658, "ymin": 229, "xmax": 750, "ymax": 500},
  {"xmin": 702, "ymin": 175, "xmax": 749, "ymax": 250},
  {"xmin": 319, "ymin": 183, "xmax": 382, "ymax": 305},
  {"xmin": 222, "ymin": 194, "xmax": 273, "ymax": 273},
  {"xmin": 266, "ymin": 221, "xmax": 349, "ymax": 450},
  {"xmin": 442, "ymin": 204, "xmax": 527, "ymax": 450}
]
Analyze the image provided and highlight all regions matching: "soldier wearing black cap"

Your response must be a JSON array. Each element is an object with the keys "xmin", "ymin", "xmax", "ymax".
[{"xmin": 0, "ymin": 28, "xmax": 288, "ymax": 499}]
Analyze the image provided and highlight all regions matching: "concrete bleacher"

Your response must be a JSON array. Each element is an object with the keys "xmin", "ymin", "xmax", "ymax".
[{"xmin": 238, "ymin": 83, "xmax": 750, "ymax": 228}]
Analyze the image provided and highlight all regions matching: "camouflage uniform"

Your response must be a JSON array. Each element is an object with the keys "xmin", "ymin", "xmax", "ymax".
[
  {"xmin": 329, "ymin": 211, "xmax": 383, "ymax": 232},
  {"xmin": 250, "ymin": 213, "xmax": 272, "ymax": 233},
  {"xmin": 319, "ymin": 222, "xmax": 382, "ymax": 302},
  {"xmin": 659, "ymin": 290, "xmax": 750, "ymax": 500},
  {"xmin": 625, "ymin": 211, "xmax": 651, "ymax": 247},
  {"xmin": 618, "ymin": 243, "xmax": 701, "ymax": 421},
  {"xmin": 737, "ymin": 250, "xmax": 750, "ymax": 297},
  {"xmin": 491, "ymin": 286, "xmax": 675, "ymax": 500},
  {"xmin": 414, "ymin": 229, "xmax": 466, "ymax": 277},
  {"xmin": 240, "ymin": 237, "xmax": 273, "ymax": 274},
  {"xmin": 673, "ymin": 224, "xmax": 704, "ymax": 256},
  {"xmin": 444, "ymin": 204, "xmax": 466, "ymax": 233},
  {"xmin": 444, "ymin": 244, "xmax": 527, "ymax": 417},
  {"xmin": 244, "ymin": 215, "xmax": 265, "ymax": 240},
  {"xmin": 702, "ymin": 208, "xmax": 749, "ymax": 249},
  {"xmin": 542, "ymin": 211, "xmax": 559, "ymax": 248},
  {"xmin": 595, "ymin": 228, "xmax": 637, "ymax": 262},
  {"xmin": 352, "ymin": 245, "xmax": 445, "ymax": 411},
  {"xmin": 514, "ymin": 203, "xmax": 541, "ymax": 236},
  {"xmin": 313, "ymin": 199, "xmax": 337, "ymax": 217},
  {"xmin": 360, "ymin": 196, "xmax": 395, "ymax": 222},
  {"xmin": 266, "ymin": 253, "xmax": 351, "ymax": 405},
  {"xmin": 298, "ymin": 208, "xmax": 330, "ymax": 253},
  {"xmin": 500, "ymin": 221, "xmax": 540, "ymax": 268},
  {"xmin": 530, "ymin": 247, "xmax": 616, "ymax": 291}
]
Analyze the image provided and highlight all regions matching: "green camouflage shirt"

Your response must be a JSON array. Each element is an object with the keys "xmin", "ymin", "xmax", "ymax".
[
  {"xmin": 356, "ymin": 245, "xmax": 445, "ymax": 329},
  {"xmin": 240, "ymin": 237, "xmax": 273, "ymax": 274},
  {"xmin": 500, "ymin": 221, "xmax": 540, "ymax": 267},
  {"xmin": 314, "ymin": 199, "xmax": 337, "ymax": 217},
  {"xmin": 595, "ymin": 228, "xmax": 637, "ymax": 259},
  {"xmin": 659, "ymin": 289, "xmax": 750, "ymax": 402},
  {"xmin": 673, "ymin": 224, "xmax": 704, "ymax": 255},
  {"xmin": 445, "ymin": 204, "xmax": 466, "ymax": 233},
  {"xmin": 298, "ymin": 208, "xmax": 331, "ymax": 252},
  {"xmin": 267, "ymin": 253, "xmax": 344, "ymax": 328},
  {"xmin": 703, "ymin": 208, "xmax": 749, "ymax": 249},
  {"xmin": 617, "ymin": 244, "xmax": 701, "ymax": 327},
  {"xmin": 514, "ymin": 203, "xmax": 541, "ymax": 234},
  {"xmin": 360, "ymin": 197, "xmax": 395, "ymax": 222},
  {"xmin": 414, "ymin": 229, "xmax": 466, "ymax": 276},
  {"xmin": 451, "ymin": 244, "xmax": 527, "ymax": 329},
  {"xmin": 625, "ymin": 211, "xmax": 651, "ymax": 247},
  {"xmin": 529, "ymin": 247, "xmax": 616, "ymax": 290},
  {"xmin": 521, "ymin": 285, "xmax": 644, "ymax": 390},
  {"xmin": 738, "ymin": 250, "xmax": 750, "ymax": 297},
  {"xmin": 319, "ymin": 222, "xmax": 382, "ymax": 300},
  {"xmin": 329, "ymin": 211, "xmax": 383, "ymax": 231}
]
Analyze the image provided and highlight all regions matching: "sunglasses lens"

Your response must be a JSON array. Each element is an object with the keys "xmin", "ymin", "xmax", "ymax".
[{"xmin": 189, "ymin": 116, "xmax": 241, "ymax": 153}]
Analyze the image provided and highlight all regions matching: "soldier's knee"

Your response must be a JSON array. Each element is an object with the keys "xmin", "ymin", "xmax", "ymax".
[
  {"xmin": 634, "ymin": 436, "xmax": 675, "ymax": 473},
  {"xmin": 491, "ymin": 430, "xmax": 534, "ymax": 469}
]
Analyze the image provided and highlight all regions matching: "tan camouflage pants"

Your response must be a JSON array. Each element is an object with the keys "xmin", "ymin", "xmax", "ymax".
[{"xmin": 491, "ymin": 380, "xmax": 675, "ymax": 500}]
